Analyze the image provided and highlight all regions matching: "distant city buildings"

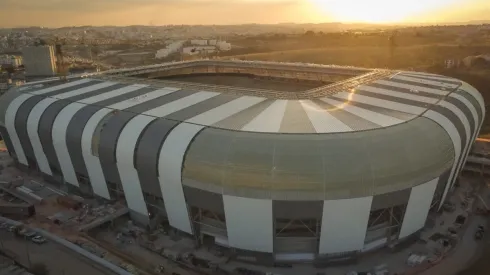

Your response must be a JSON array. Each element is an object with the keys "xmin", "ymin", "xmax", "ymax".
[
  {"xmin": 22, "ymin": 45, "xmax": 57, "ymax": 77},
  {"xmin": 0, "ymin": 55, "xmax": 22, "ymax": 68},
  {"xmin": 183, "ymin": 39, "xmax": 232, "ymax": 56},
  {"xmin": 155, "ymin": 40, "xmax": 185, "ymax": 59}
]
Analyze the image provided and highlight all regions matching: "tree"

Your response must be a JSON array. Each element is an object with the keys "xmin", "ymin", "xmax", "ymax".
[
  {"xmin": 304, "ymin": 30, "xmax": 315, "ymax": 36},
  {"xmin": 28, "ymin": 263, "xmax": 49, "ymax": 275}
]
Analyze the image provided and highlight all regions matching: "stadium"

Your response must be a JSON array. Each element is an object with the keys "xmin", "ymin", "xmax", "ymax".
[{"xmin": 0, "ymin": 60, "xmax": 484, "ymax": 264}]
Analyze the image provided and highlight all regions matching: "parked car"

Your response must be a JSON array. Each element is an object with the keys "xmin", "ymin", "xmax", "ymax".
[
  {"xmin": 8, "ymin": 225, "xmax": 17, "ymax": 232},
  {"xmin": 23, "ymin": 231, "xmax": 37, "ymax": 239},
  {"xmin": 31, "ymin": 236, "xmax": 46, "ymax": 244}
]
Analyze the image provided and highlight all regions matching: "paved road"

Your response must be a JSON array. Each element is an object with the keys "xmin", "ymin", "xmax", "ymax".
[{"xmin": 0, "ymin": 231, "xmax": 119, "ymax": 275}]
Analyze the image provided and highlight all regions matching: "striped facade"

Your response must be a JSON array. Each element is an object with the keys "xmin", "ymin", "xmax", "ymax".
[{"xmin": 0, "ymin": 63, "xmax": 484, "ymax": 263}]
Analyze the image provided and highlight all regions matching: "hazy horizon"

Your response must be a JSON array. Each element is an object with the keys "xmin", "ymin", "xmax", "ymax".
[{"xmin": 2, "ymin": 0, "xmax": 490, "ymax": 28}]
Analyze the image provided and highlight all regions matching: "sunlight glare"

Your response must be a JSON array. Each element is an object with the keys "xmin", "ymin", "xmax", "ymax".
[{"xmin": 309, "ymin": 0, "xmax": 461, "ymax": 23}]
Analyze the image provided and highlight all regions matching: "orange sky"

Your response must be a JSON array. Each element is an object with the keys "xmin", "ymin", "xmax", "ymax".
[{"xmin": 1, "ymin": 0, "xmax": 490, "ymax": 27}]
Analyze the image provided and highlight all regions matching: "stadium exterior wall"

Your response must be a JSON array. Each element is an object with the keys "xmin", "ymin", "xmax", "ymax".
[{"xmin": 0, "ymin": 75, "xmax": 484, "ymax": 263}]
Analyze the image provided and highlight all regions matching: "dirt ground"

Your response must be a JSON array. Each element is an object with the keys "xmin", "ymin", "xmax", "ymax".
[{"xmin": 229, "ymin": 45, "xmax": 490, "ymax": 70}]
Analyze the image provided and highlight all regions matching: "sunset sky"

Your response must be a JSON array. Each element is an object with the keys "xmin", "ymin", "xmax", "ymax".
[{"xmin": 1, "ymin": 0, "xmax": 490, "ymax": 27}]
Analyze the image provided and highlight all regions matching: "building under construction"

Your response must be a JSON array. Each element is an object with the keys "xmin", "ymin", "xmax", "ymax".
[
  {"xmin": 0, "ymin": 60, "xmax": 484, "ymax": 264},
  {"xmin": 22, "ymin": 45, "xmax": 57, "ymax": 77}
]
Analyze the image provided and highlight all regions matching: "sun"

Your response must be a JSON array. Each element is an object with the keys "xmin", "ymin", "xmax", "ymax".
[{"xmin": 309, "ymin": 0, "xmax": 458, "ymax": 23}]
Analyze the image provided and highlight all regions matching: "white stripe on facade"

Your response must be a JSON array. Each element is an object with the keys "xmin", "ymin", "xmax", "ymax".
[
  {"xmin": 30, "ymin": 79, "xmax": 93, "ymax": 95},
  {"xmin": 400, "ymin": 72, "xmax": 458, "ymax": 82},
  {"xmin": 375, "ymin": 80, "xmax": 450, "ymax": 97},
  {"xmin": 82, "ymin": 108, "xmax": 114, "ymax": 199},
  {"xmin": 399, "ymin": 177, "xmax": 438, "ymax": 238},
  {"xmin": 78, "ymin": 84, "xmax": 149, "ymax": 104},
  {"xmin": 391, "ymin": 75, "xmax": 459, "ymax": 90},
  {"xmin": 116, "ymin": 115, "xmax": 155, "ymax": 221},
  {"xmin": 5, "ymin": 94, "xmax": 34, "ymax": 165},
  {"xmin": 359, "ymin": 85, "xmax": 439, "ymax": 104},
  {"xmin": 143, "ymin": 91, "xmax": 220, "ymax": 117},
  {"xmin": 319, "ymin": 196, "xmax": 373, "ymax": 254},
  {"xmin": 438, "ymin": 101, "xmax": 471, "ymax": 191},
  {"xmin": 321, "ymin": 97, "xmax": 404, "ymax": 127},
  {"xmin": 187, "ymin": 96, "xmax": 265, "ymax": 125},
  {"xmin": 460, "ymin": 82, "xmax": 485, "ymax": 118},
  {"xmin": 241, "ymin": 100, "xmax": 288, "ymax": 132},
  {"xmin": 158, "ymin": 123, "xmax": 204, "ymax": 234},
  {"xmin": 52, "ymin": 103, "xmax": 86, "ymax": 186},
  {"xmin": 109, "ymin": 87, "xmax": 180, "ymax": 110},
  {"xmin": 52, "ymin": 81, "xmax": 118, "ymax": 99},
  {"xmin": 223, "ymin": 195, "xmax": 274, "ymax": 253},
  {"xmin": 26, "ymin": 97, "xmax": 58, "ymax": 175},
  {"xmin": 449, "ymin": 93, "xmax": 480, "ymax": 182},
  {"xmin": 333, "ymin": 92, "xmax": 425, "ymax": 115},
  {"xmin": 300, "ymin": 100, "xmax": 352, "ymax": 133},
  {"xmin": 423, "ymin": 110, "xmax": 461, "ymax": 209}
]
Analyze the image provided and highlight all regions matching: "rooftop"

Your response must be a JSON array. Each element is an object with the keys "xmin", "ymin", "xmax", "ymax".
[{"xmin": 17, "ymin": 60, "xmax": 462, "ymax": 134}]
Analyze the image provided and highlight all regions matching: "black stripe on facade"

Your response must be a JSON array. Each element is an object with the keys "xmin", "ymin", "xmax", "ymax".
[
  {"xmin": 370, "ymin": 189, "xmax": 411, "ymax": 211},
  {"xmin": 33, "ymin": 80, "xmax": 100, "ymax": 97},
  {"xmin": 58, "ymin": 83, "xmax": 125, "ymax": 103},
  {"xmin": 279, "ymin": 101, "xmax": 316, "ymax": 133},
  {"xmin": 312, "ymin": 99, "xmax": 380, "ymax": 131},
  {"xmin": 273, "ymin": 200, "xmax": 323, "ymax": 219},
  {"xmin": 66, "ymin": 105, "xmax": 102, "ymax": 176},
  {"xmin": 15, "ymin": 95, "xmax": 46, "ymax": 167},
  {"xmin": 135, "ymin": 118, "xmax": 179, "ymax": 196},
  {"xmin": 124, "ymin": 89, "xmax": 197, "ymax": 114},
  {"xmin": 91, "ymin": 86, "xmax": 156, "ymax": 108},
  {"xmin": 399, "ymin": 73, "xmax": 462, "ymax": 86},
  {"xmin": 164, "ymin": 94, "xmax": 240, "ymax": 122},
  {"xmin": 98, "ymin": 112, "xmax": 138, "ymax": 185},
  {"xmin": 336, "ymin": 99, "xmax": 415, "ymax": 121},
  {"xmin": 454, "ymin": 90, "xmax": 483, "ymax": 124},
  {"xmin": 183, "ymin": 185, "xmax": 225, "ymax": 214},
  {"xmin": 430, "ymin": 105, "xmax": 468, "ymax": 194},
  {"xmin": 38, "ymin": 101, "xmax": 73, "ymax": 171},
  {"xmin": 387, "ymin": 77, "xmax": 456, "ymax": 91},
  {"xmin": 213, "ymin": 99, "xmax": 276, "ymax": 131},
  {"xmin": 367, "ymin": 83, "xmax": 443, "ymax": 99}
]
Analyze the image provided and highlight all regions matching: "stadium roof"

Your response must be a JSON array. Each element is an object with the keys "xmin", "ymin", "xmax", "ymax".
[{"xmin": 15, "ymin": 69, "xmax": 462, "ymax": 135}]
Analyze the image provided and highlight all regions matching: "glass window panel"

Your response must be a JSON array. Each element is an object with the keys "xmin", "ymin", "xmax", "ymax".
[
  {"xmin": 222, "ymin": 166, "xmax": 271, "ymax": 189},
  {"xmin": 183, "ymin": 160, "xmax": 224, "ymax": 186},
  {"xmin": 323, "ymin": 134, "xmax": 372, "ymax": 189},
  {"xmin": 226, "ymin": 133, "xmax": 274, "ymax": 170},
  {"xmin": 185, "ymin": 128, "xmax": 233, "ymax": 164}
]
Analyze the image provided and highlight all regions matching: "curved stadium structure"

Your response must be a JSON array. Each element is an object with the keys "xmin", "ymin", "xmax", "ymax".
[{"xmin": 0, "ymin": 60, "xmax": 484, "ymax": 263}]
